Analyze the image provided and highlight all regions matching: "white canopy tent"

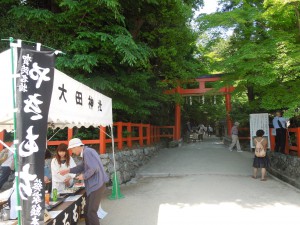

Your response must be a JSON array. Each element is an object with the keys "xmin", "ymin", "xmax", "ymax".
[
  {"xmin": 0, "ymin": 49, "xmax": 113, "ymax": 132},
  {"xmin": 0, "ymin": 46, "xmax": 121, "ymax": 225}
]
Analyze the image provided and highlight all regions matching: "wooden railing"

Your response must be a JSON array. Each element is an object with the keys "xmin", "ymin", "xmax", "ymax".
[
  {"xmin": 235, "ymin": 127, "xmax": 300, "ymax": 157},
  {"xmin": 269, "ymin": 127, "xmax": 300, "ymax": 157},
  {"xmin": 3, "ymin": 123, "xmax": 300, "ymax": 156},
  {"xmin": 0, "ymin": 122, "xmax": 175, "ymax": 154}
]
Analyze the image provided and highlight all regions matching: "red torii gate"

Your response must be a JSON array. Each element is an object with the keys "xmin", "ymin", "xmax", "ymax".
[{"xmin": 165, "ymin": 75, "xmax": 234, "ymax": 140}]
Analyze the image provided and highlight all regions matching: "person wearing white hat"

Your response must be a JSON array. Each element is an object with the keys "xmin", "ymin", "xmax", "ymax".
[
  {"xmin": 229, "ymin": 122, "xmax": 242, "ymax": 152},
  {"xmin": 59, "ymin": 138, "xmax": 109, "ymax": 225}
]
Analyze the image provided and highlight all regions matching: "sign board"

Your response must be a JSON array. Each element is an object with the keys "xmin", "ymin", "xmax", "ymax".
[{"xmin": 250, "ymin": 113, "xmax": 270, "ymax": 149}]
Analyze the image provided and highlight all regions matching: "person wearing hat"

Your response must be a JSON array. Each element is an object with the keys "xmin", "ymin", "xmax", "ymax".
[
  {"xmin": 59, "ymin": 138, "xmax": 109, "ymax": 225},
  {"xmin": 229, "ymin": 122, "xmax": 243, "ymax": 152}
]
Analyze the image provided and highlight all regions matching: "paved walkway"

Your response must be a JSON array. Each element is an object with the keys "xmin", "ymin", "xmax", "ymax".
[{"xmin": 87, "ymin": 137, "xmax": 300, "ymax": 225}]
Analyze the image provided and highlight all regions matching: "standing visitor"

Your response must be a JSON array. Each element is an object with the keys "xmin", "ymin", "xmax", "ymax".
[
  {"xmin": 272, "ymin": 111, "xmax": 288, "ymax": 154},
  {"xmin": 186, "ymin": 121, "xmax": 192, "ymax": 133},
  {"xmin": 229, "ymin": 122, "xmax": 242, "ymax": 152},
  {"xmin": 59, "ymin": 138, "xmax": 109, "ymax": 225},
  {"xmin": 198, "ymin": 124, "xmax": 205, "ymax": 141},
  {"xmin": 252, "ymin": 129, "xmax": 270, "ymax": 181},
  {"xmin": 51, "ymin": 143, "xmax": 76, "ymax": 192},
  {"xmin": 208, "ymin": 125, "xmax": 213, "ymax": 137}
]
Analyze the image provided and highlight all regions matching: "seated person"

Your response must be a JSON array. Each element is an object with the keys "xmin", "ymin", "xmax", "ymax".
[
  {"xmin": 0, "ymin": 146, "xmax": 14, "ymax": 190},
  {"xmin": 192, "ymin": 130, "xmax": 198, "ymax": 142}
]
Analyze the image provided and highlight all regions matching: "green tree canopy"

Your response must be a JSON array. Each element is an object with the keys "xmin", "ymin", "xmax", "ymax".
[
  {"xmin": 0, "ymin": 0, "xmax": 205, "ymax": 124},
  {"xmin": 197, "ymin": 0, "xmax": 300, "ymax": 118}
]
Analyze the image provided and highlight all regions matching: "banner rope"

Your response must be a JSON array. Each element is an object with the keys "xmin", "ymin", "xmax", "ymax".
[{"xmin": 1, "ymin": 38, "xmax": 65, "ymax": 55}]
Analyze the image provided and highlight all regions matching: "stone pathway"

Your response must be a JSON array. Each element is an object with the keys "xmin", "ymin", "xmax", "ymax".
[{"xmin": 80, "ymin": 137, "xmax": 300, "ymax": 225}]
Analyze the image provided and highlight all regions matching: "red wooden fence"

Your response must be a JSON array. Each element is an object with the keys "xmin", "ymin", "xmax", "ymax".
[
  {"xmin": 0, "ymin": 122, "xmax": 175, "ymax": 154},
  {"xmin": 2, "ymin": 124, "xmax": 300, "ymax": 157},
  {"xmin": 238, "ymin": 127, "xmax": 300, "ymax": 157}
]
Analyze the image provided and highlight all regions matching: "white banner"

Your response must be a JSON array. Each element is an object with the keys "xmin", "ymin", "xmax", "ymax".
[
  {"xmin": 0, "ymin": 49, "xmax": 113, "ymax": 131},
  {"xmin": 249, "ymin": 113, "xmax": 270, "ymax": 148},
  {"xmin": 49, "ymin": 69, "xmax": 113, "ymax": 128}
]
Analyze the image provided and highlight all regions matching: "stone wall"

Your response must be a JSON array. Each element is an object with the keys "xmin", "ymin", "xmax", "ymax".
[
  {"xmin": 72, "ymin": 146, "xmax": 160, "ymax": 185},
  {"xmin": 100, "ymin": 146, "xmax": 160, "ymax": 184},
  {"xmin": 268, "ymin": 152, "xmax": 300, "ymax": 189},
  {"xmin": 1, "ymin": 145, "xmax": 161, "ymax": 191}
]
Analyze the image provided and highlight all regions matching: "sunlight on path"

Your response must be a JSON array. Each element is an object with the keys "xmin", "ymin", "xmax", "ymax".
[{"xmin": 157, "ymin": 201, "xmax": 300, "ymax": 225}]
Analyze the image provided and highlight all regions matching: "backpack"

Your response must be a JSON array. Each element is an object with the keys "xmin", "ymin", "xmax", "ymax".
[{"xmin": 255, "ymin": 138, "xmax": 266, "ymax": 157}]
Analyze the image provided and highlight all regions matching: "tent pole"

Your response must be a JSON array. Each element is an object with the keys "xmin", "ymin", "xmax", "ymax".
[
  {"xmin": 100, "ymin": 125, "xmax": 123, "ymax": 200},
  {"xmin": 111, "ymin": 125, "xmax": 117, "ymax": 177},
  {"xmin": 9, "ymin": 37, "xmax": 22, "ymax": 225}
]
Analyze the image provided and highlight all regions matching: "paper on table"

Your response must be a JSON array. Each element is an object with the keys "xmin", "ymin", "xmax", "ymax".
[
  {"xmin": 48, "ymin": 210, "xmax": 63, "ymax": 218},
  {"xmin": 64, "ymin": 195, "xmax": 82, "ymax": 202},
  {"xmin": 97, "ymin": 205, "xmax": 108, "ymax": 219}
]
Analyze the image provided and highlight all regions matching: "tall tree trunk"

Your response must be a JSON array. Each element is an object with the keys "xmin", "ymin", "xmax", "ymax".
[
  {"xmin": 293, "ymin": 2, "xmax": 300, "ymax": 38},
  {"xmin": 246, "ymin": 85, "xmax": 255, "ymax": 102},
  {"xmin": 130, "ymin": 17, "xmax": 144, "ymax": 39}
]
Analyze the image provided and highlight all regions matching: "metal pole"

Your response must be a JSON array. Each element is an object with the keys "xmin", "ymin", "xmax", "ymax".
[{"xmin": 9, "ymin": 37, "xmax": 22, "ymax": 225}]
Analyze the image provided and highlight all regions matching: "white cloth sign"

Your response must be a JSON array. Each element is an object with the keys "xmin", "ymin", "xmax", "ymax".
[
  {"xmin": 0, "ymin": 49, "xmax": 113, "ymax": 132},
  {"xmin": 249, "ymin": 113, "xmax": 270, "ymax": 148}
]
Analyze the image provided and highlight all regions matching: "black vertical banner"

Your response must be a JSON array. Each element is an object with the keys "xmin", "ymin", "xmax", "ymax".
[{"xmin": 16, "ymin": 48, "xmax": 55, "ymax": 225}]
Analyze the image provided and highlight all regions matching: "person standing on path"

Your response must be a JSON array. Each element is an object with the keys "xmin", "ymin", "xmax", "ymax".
[
  {"xmin": 252, "ymin": 129, "xmax": 270, "ymax": 181},
  {"xmin": 229, "ymin": 122, "xmax": 242, "ymax": 152},
  {"xmin": 272, "ymin": 111, "xmax": 288, "ymax": 154},
  {"xmin": 198, "ymin": 124, "xmax": 205, "ymax": 141},
  {"xmin": 208, "ymin": 125, "xmax": 213, "ymax": 137},
  {"xmin": 59, "ymin": 138, "xmax": 109, "ymax": 225}
]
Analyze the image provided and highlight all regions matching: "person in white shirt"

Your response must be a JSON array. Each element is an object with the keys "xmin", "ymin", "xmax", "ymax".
[
  {"xmin": 0, "ymin": 147, "xmax": 14, "ymax": 189},
  {"xmin": 208, "ymin": 125, "xmax": 213, "ymax": 137},
  {"xmin": 51, "ymin": 143, "xmax": 76, "ymax": 192},
  {"xmin": 272, "ymin": 111, "xmax": 288, "ymax": 153}
]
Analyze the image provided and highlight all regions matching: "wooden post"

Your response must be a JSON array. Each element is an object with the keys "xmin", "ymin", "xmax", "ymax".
[
  {"xmin": 146, "ymin": 124, "xmax": 151, "ymax": 145},
  {"xmin": 99, "ymin": 126, "xmax": 106, "ymax": 154},
  {"xmin": 117, "ymin": 122, "xmax": 123, "ymax": 150},
  {"xmin": 0, "ymin": 131, "xmax": 4, "ymax": 151},
  {"xmin": 152, "ymin": 126, "xmax": 156, "ymax": 143},
  {"xmin": 127, "ymin": 123, "xmax": 132, "ymax": 148},
  {"xmin": 139, "ymin": 124, "xmax": 143, "ymax": 146},
  {"xmin": 297, "ymin": 128, "xmax": 300, "ymax": 157},
  {"xmin": 151, "ymin": 126, "xmax": 154, "ymax": 144},
  {"xmin": 67, "ymin": 128, "xmax": 73, "ymax": 155},
  {"xmin": 67, "ymin": 128, "xmax": 73, "ymax": 141},
  {"xmin": 285, "ymin": 129, "xmax": 289, "ymax": 155},
  {"xmin": 225, "ymin": 90, "xmax": 232, "ymax": 136},
  {"xmin": 175, "ymin": 103, "xmax": 181, "ymax": 140}
]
